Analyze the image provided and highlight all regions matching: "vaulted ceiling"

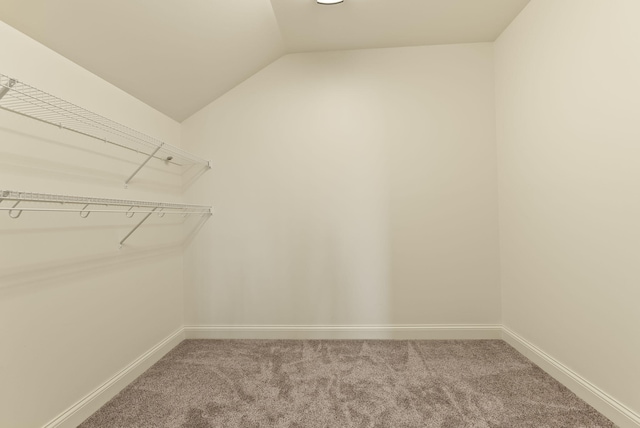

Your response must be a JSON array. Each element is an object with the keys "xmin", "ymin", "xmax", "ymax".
[{"xmin": 0, "ymin": 0, "xmax": 530, "ymax": 122}]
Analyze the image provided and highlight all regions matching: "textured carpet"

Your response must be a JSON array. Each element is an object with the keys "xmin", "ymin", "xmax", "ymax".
[{"xmin": 79, "ymin": 340, "xmax": 615, "ymax": 428}]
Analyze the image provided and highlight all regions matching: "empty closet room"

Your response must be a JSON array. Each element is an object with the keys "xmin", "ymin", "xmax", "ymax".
[{"xmin": 1, "ymin": 0, "xmax": 638, "ymax": 427}]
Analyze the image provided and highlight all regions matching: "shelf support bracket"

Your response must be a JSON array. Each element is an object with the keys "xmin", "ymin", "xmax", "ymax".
[
  {"xmin": 79, "ymin": 204, "xmax": 91, "ymax": 218},
  {"xmin": 124, "ymin": 143, "xmax": 164, "ymax": 187},
  {"xmin": 0, "ymin": 79, "xmax": 16, "ymax": 100},
  {"xmin": 119, "ymin": 207, "xmax": 157, "ymax": 248}
]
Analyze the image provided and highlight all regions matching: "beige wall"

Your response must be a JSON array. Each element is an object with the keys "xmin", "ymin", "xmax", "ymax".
[
  {"xmin": 0, "ymin": 22, "xmax": 185, "ymax": 427},
  {"xmin": 495, "ymin": 0, "xmax": 640, "ymax": 418},
  {"xmin": 6, "ymin": 1, "xmax": 639, "ymax": 425},
  {"xmin": 182, "ymin": 44, "xmax": 500, "ymax": 328}
]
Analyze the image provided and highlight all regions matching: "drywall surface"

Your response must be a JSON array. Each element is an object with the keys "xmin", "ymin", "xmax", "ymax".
[
  {"xmin": 495, "ymin": 0, "xmax": 640, "ymax": 418},
  {"xmin": 182, "ymin": 44, "xmax": 500, "ymax": 328},
  {"xmin": 0, "ymin": 22, "xmax": 185, "ymax": 427}
]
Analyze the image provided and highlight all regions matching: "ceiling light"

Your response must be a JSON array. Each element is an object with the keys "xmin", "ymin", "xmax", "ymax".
[{"xmin": 317, "ymin": 0, "xmax": 344, "ymax": 4}]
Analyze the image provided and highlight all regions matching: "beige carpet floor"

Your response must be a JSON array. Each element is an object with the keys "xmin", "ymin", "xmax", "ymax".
[{"xmin": 79, "ymin": 340, "xmax": 615, "ymax": 427}]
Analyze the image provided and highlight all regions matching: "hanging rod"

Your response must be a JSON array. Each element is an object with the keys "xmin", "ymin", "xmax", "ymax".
[
  {"xmin": 0, "ymin": 190, "xmax": 212, "ymax": 248},
  {"xmin": 0, "ymin": 73, "xmax": 211, "ymax": 186}
]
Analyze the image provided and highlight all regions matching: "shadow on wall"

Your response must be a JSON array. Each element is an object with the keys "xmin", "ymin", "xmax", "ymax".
[
  {"xmin": 0, "ymin": 120, "xmax": 186, "ymax": 194},
  {"xmin": 0, "ymin": 212, "xmax": 210, "ymax": 295},
  {"xmin": 182, "ymin": 163, "xmax": 211, "ymax": 193},
  {"xmin": 0, "ymin": 111, "xmax": 212, "ymax": 293},
  {"xmin": 185, "ymin": 59, "xmax": 394, "ymax": 326}
]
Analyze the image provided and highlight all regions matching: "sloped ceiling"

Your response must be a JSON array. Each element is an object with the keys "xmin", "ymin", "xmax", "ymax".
[
  {"xmin": 0, "ymin": 0, "xmax": 530, "ymax": 122},
  {"xmin": 0, "ymin": 0, "xmax": 285, "ymax": 122}
]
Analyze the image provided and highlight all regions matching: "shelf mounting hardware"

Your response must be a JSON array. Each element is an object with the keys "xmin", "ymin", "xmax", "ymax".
[
  {"xmin": 8, "ymin": 200, "xmax": 23, "ymax": 219},
  {"xmin": 124, "ymin": 143, "xmax": 164, "ymax": 187},
  {"xmin": 80, "ymin": 203, "xmax": 91, "ymax": 218},
  {"xmin": 119, "ymin": 207, "xmax": 158, "ymax": 249},
  {"xmin": 0, "ymin": 78, "xmax": 15, "ymax": 100}
]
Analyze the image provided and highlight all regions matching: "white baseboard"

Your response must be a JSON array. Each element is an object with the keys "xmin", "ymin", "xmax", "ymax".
[
  {"xmin": 40, "ymin": 325, "xmax": 639, "ymax": 428},
  {"xmin": 42, "ymin": 328, "xmax": 185, "ymax": 428},
  {"xmin": 183, "ymin": 324, "xmax": 503, "ymax": 340},
  {"xmin": 502, "ymin": 327, "xmax": 640, "ymax": 428}
]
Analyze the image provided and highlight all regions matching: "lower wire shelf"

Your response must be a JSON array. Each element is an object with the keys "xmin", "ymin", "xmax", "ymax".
[{"xmin": 0, "ymin": 189, "xmax": 212, "ymax": 247}]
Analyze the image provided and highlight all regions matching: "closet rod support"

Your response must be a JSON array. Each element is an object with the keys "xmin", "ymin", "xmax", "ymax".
[
  {"xmin": 124, "ymin": 143, "xmax": 164, "ymax": 187},
  {"xmin": 119, "ymin": 207, "xmax": 158, "ymax": 249}
]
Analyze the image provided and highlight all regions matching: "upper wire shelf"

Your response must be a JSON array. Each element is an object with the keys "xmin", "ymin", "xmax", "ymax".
[
  {"xmin": 0, "ymin": 189, "xmax": 212, "ymax": 247},
  {"xmin": 0, "ymin": 73, "xmax": 211, "ymax": 187}
]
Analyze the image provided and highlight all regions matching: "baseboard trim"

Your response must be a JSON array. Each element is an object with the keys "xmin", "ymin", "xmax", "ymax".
[
  {"xmin": 39, "ymin": 325, "xmax": 639, "ymax": 428},
  {"xmin": 183, "ymin": 324, "xmax": 503, "ymax": 340},
  {"xmin": 42, "ymin": 328, "xmax": 185, "ymax": 428},
  {"xmin": 502, "ymin": 327, "xmax": 640, "ymax": 428}
]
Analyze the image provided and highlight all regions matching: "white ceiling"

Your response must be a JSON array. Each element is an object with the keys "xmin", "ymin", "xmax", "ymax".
[
  {"xmin": 0, "ymin": 0, "xmax": 530, "ymax": 122},
  {"xmin": 271, "ymin": 0, "xmax": 531, "ymax": 52}
]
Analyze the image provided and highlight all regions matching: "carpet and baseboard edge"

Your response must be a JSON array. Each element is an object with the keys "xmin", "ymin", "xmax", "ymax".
[
  {"xmin": 41, "ymin": 325, "xmax": 640, "ymax": 428},
  {"xmin": 182, "ymin": 324, "xmax": 503, "ymax": 340},
  {"xmin": 502, "ymin": 326, "xmax": 639, "ymax": 428},
  {"xmin": 41, "ymin": 328, "xmax": 185, "ymax": 428}
]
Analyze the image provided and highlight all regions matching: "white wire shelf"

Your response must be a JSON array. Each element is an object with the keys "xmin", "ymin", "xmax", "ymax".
[
  {"xmin": 0, "ymin": 189, "xmax": 212, "ymax": 247},
  {"xmin": 0, "ymin": 73, "xmax": 211, "ymax": 186}
]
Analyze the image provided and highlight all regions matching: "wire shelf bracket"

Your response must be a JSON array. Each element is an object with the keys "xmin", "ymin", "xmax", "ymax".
[
  {"xmin": 0, "ymin": 73, "xmax": 212, "ymax": 187},
  {"xmin": 125, "ymin": 143, "xmax": 164, "ymax": 188},
  {"xmin": 0, "ymin": 190, "xmax": 212, "ymax": 248},
  {"xmin": 119, "ymin": 207, "xmax": 158, "ymax": 247}
]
